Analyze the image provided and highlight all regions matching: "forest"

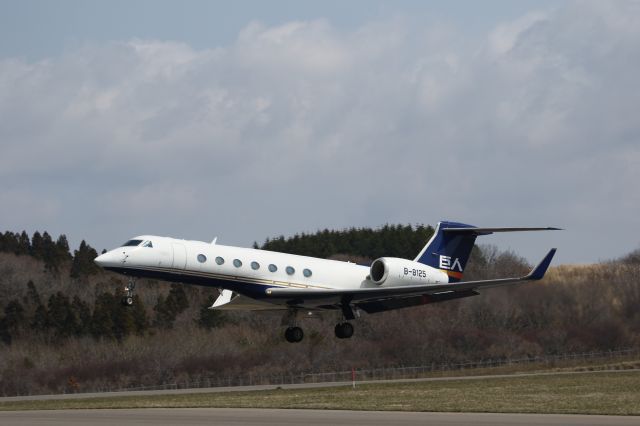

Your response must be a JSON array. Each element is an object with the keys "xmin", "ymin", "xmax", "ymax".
[{"xmin": 0, "ymin": 225, "xmax": 639, "ymax": 396}]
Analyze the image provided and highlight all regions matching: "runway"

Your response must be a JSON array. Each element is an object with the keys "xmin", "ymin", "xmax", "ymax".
[{"xmin": 1, "ymin": 408, "xmax": 639, "ymax": 426}]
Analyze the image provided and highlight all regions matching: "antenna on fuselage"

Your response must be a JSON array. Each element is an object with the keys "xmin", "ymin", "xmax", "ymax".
[{"xmin": 211, "ymin": 237, "xmax": 218, "ymax": 245}]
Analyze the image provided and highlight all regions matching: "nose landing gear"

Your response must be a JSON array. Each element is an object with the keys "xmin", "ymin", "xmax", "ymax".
[{"xmin": 121, "ymin": 277, "xmax": 136, "ymax": 306}]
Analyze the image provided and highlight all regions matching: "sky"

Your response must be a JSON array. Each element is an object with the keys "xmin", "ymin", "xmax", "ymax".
[{"xmin": 0, "ymin": 0, "xmax": 639, "ymax": 265}]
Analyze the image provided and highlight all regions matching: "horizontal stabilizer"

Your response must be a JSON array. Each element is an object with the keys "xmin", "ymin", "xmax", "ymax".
[{"xmin": 442, "ymin": 226, "xmax": 561, "ymax": 236}]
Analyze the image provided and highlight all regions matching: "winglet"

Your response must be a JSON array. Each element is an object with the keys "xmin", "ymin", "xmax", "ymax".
[{"xmin": 525, "ymin": 248, "xmax": 557, "ymax": 280}]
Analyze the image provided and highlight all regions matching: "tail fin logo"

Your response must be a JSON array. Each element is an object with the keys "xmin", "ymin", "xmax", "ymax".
[{"xmin": 439, "ymin": 255, "xmax": 463, "ymax": 272}]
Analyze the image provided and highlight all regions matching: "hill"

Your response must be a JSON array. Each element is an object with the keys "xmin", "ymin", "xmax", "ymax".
[{"xmin": 0, "ymin": 225, "xmax": 639, "ymax": 396}]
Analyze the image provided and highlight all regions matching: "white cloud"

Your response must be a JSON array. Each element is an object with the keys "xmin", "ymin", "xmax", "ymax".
[
  {"xmin": 0, "ymin": 2, "xmax": 639, "ymax": 263},
  {"xmin": 488, "ymin": 12, "xmax": 548, "ymax": 56}
]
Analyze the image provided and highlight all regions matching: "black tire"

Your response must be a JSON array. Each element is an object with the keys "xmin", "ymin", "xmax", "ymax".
[
  {"xmin": 335, "ymin": 322, "xmax": 354, "ymax": 339},
  {"xmin": 290, "ymin": 326, "xmax": 303, "ymax": 342},
  {"xmin": 341, "ymin": 322, "xmax": 354, "ymax": 338},
  {"xmin": 285, "ymin": 327, "xmax": 304, "ymax": 343},
  {"xmin": 122, "ymin": 296, "xmax": 133, "ymax": 306}
]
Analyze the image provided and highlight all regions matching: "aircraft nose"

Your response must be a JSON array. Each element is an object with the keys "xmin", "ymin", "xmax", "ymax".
[
  {"xmin": 94, "ymin": 253, "xmax": 107, "ymax": 267},
  {"xmin": 94, "ymin": 251, "xmax": 122, "ymax": 268}
]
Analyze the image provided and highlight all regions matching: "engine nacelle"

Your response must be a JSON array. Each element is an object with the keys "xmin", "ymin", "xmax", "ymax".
[{"xmin": 369, "ymin": 257, "xmax": 448, "ymax": 287}]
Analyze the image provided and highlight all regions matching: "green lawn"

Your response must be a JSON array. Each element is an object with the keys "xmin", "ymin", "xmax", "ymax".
[{"xmin": 1, "ymin": 371, "xmax": 639, "ymax": 415}]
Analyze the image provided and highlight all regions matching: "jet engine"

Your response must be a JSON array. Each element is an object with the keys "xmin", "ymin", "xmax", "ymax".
[{"xmin": 369, "ymin": 257, "xmax": 448, "ymax": 287}]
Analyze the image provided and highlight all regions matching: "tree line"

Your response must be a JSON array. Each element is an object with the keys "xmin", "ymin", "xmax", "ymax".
[
  {"xmin": 0, "ymin": 231, "xmax": 99, "ymax": 277},
  {"xmin": 259, "ymin": 224, "xmax": 435, "ymax": 261},
  {"xmin": 0, "ymin": 224, "xmax": 638, "ymax": 396},
  {"xmin": 0, "ymin": 279, "xmax": 225, "ymax": 345}
]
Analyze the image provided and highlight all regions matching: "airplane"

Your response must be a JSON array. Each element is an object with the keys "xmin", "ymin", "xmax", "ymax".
[{"xmin": 94, "ymin": 221, "xmax": 558, "ymax": 343}]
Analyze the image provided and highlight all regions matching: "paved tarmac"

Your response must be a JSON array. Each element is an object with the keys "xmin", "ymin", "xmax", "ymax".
[{"xmin": 0, "ymin": 408, "xmax": 639, "ymax": 426}]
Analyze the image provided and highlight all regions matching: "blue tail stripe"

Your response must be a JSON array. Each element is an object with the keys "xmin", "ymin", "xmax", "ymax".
[{"xmin": 414, "ymin": 221, "xmax": 478, "ymax": 283}]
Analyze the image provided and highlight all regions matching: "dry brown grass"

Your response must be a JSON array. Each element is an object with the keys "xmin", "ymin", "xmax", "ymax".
[{"xmin": 1, "ymin": 370, "xmax": 639, "ymax": 415}]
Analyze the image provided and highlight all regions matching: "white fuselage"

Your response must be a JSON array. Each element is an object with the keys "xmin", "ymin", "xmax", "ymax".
[{"xmin": 94, "ymin": 235, "xmax": 449, "ymax": 305}]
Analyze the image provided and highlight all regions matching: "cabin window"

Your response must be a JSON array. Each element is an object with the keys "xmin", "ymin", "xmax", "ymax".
[
  {"xmin": 303, "ymin": 268, "xmax": 312, "ymax": 277},
  {"xmin": 122, "ymin": 239, "xmax": 142, "ymax": 247},
  {"xmin": 233, "ymin": 259, "xmax": 242, "ymax": 268},
  {"xmin": 286, "ymin": 266, "xmax": 295, "ymax": 275},
  {"xmin": 142, "ymin": 241, "xmax": 153, "ymax": 248},
  {"xmin": 197, "ymin": 254, "xmax": 207, "ymax": 263},
  {"xmin": 251, "ymin": 261, "xmax": 260, "ymax": 270},
  {"xmin": 268, "ymin": 264, "xmax": 277, "ymax": 272},
  {"xmin": 215, "ymin": 256, "xmax": 224, "ymax": 265}
]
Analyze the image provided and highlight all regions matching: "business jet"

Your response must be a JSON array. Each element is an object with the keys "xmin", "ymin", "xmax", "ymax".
[{"xmin": 94, "ymin": 221, "xmax": 558, "ymax": 343}]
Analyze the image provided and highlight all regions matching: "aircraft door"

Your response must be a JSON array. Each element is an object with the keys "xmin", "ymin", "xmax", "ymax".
[{"xmin": 171, "ymin": 243, "xmax": 187, "ymax": 270}]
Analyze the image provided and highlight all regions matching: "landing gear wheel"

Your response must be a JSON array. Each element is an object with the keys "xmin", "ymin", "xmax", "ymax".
[
  {"xmin": 335, "ymin": 322, "xmax": 354, "ymax": 339},
  {"xmin": 284, "ymin": 326, "xmax": 304, "ymax": 343},
  {"xmin": 122, "ymin": 278, "xmax": 136, "ymax": 307}
]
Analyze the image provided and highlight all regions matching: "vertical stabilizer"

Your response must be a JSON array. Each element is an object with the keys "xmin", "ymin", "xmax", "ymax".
[{"xmin": 414, "ymin": 221, "xmax": 479, "ymax": 282}]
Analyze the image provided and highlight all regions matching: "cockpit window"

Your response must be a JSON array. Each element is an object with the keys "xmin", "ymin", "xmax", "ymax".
[
  {"xmin": 142, "ymin": 241, "xmax": 153, "ymax": 248},
  {"xmin": 122, "ymin": 239, "xmax": 143, "ymax": 247}
]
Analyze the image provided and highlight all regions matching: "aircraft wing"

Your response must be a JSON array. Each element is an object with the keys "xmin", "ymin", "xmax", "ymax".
[{"xmin": 264, "ymin": 249, "xmax": 556, "ymax": 309}]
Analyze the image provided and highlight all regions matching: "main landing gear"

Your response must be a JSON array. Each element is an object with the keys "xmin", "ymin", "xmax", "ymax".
[
  {"xmin": 121, "ymin": 277, "xmax": 136, "ymax": 306},
  {"xmin": 334, "ymin": 322, "xmax": 354, "ymax": 339},
  {"xmin": 334, "ymin": 302, "xmax": 355, "ymax": 339},
  {"xmin": 282, "ymin": 308, "xmax": 355, "ymax": 343},
  {"xmin": 283, "ymin": 309, "xmax": 304, "ymax": 343},
  {"xmin": 284, "ymin": 326, "xmax": 304, "ymax": 343}
]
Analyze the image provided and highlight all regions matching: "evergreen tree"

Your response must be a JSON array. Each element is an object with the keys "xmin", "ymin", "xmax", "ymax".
[
  {"xmin": 55, "ymin": 235, "xmax": 71, "ymax": 261},
  {"xmin": 130, "ymin": 296, "xmax": 148, "ymax": 335},
  {"xmin": 47, "ymin": 292, "xmax": 75, "ymax": 338},
  {"xmin": 3, "ymin": 300, "xmax": 25, "ymax": 335},
  {"xmin": 25, "ymin": 280, "xmax": 41, "ymax": 307},
  {"xmin": 153, "ymin": 295, "xmax": 176, "ymax": 329},
  {"xmin": 70, "ymin": 240, "xmax": 100, "ymax": 278},
  {"xmin": 17, "ymin": 231, "xmax": 31, "ymax": 255},
  {"xmin": 41, "ymin": 232, "xmax": 58, "ymax": 271},
  {"xmin": 31, "ymin": 303, "xmax": 48, "ymax": 332},
  {"xmin": 70, "ymin": 296, "xmax": 91, "ymax": 336},
  {"xmin": 112, "ymin": 306, "xmax": 135, "ymax": 340},
  {"xmin": 166, "ymin": 284, "xmax": 189, "ymax": 315},
  {"xmin": 0, "ymin": 232, "xmax": 19, "ymax": 254},
  {"xmin": 91, "ymin": 293, "xmax": 115, "ymax": 339},
  {"xmin": 31, "ymin": 231, "xmax": 44, "ymax": 260},
  {"xmin": 0, "ymin": 316, "xmax": 10, "ymax": 345}
]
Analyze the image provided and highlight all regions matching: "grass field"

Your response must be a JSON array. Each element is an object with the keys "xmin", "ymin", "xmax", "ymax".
[
  {"xmin": 1, "ymin": 370, "xmax": 639, "ymax": 415},
  {"xmin": 378, "ymin": 356, "xmax": 640, "ymax": 380}
]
